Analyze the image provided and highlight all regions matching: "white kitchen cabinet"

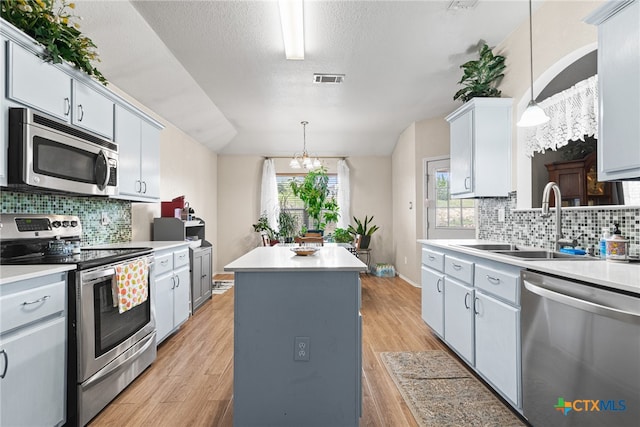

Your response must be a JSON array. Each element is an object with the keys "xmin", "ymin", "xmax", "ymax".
[
  {"xmin": 154, "ymin": 246, "xmax": 191, "ymax": 344},
  {"xmin": 1, "ymin": 36, "xmax": 7, "ymax": 187},
  {"xmin": 586, "ymin": 0, "xmax": 640, "ymax": 180},
  {"xmin": 7, "ymin": 40, "xmax": 72, "ymax": 122},
  {"xmin": 115, "ymin": 105, "xmax": 161, "ymax": 201},
  {"xmin": 421, "ymin": 243, "xmax": 523, "ymax": 410},
  {"xmin": 0, "ymin": 272, "xmax": 67, "ymax": 427},
  {"xmin": 72, "ymin": 80, "xmax": 114, "ymax": 139},
  {"xmin": 475, "ymin": 292, "xmax": 520, "ymax": 406},
  {"xmin": 445, "ymin": 97, "xmax": 512, "ymax": 198},
  {"xmin": 421, "ymin": 265, "xmax": 444, "ymax": 337},
  {"xmin": 6, "ymin": 40, "xmax": 114, "ymax": 139},
  {"xmin": 444, "ymin": 277, "xmax": 475, "ymax": 364}
]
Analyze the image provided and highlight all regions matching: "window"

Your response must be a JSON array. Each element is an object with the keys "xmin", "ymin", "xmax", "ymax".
[
  {"xmin": 276, "ymin": 174, "xmax": 339, "ymax": 234},
  {"xmin": 435, "ymin": 169, "xmax": 475, "ymax": 228}
]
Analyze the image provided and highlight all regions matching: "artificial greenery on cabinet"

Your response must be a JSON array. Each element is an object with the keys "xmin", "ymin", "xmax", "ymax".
[{"xmin": 453, "ymin": 43, "xmax": 505, "ymax": 103}]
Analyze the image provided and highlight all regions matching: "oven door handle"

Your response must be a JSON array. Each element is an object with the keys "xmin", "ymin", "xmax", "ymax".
[
  {"xmin": 83, "ymin": 268, "xmax": 116, "ymax": 284},
  {"xmin": 81, "ymin": 332, "xmax": 155, "ymax": 389}
]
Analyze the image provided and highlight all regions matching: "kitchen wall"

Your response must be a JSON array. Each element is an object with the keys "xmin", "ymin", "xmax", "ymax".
[
  {"xmin": 478, "ymin": 193, "xmax": 640, "ymax": 257},
  {"xmin": 216, "ymin": 155, "xmax": 393, "ymax": 272}
]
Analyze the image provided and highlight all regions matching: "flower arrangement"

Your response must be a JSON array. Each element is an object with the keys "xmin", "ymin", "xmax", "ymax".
[{"xmin": 1, "ymin": 0, "xmax": 107, "ymax": 84}]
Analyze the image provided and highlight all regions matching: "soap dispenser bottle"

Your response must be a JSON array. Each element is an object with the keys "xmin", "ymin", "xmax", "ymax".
[
  {"xmin": 606, "ymin": 223, "xmax": 628, "ymax": 260},
  {"xmin": 599, "ymin": 227, "xmax": 610, "ymax": 259}
]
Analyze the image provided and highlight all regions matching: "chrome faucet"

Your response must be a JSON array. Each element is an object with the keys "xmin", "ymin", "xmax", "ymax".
[{"xmin": 541, "ymin": 182, "xmax": 577, "ymax": 252}]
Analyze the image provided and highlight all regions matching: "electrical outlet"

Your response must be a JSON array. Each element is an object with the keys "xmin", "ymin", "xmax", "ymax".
[
  {"xmin": 294, "ymin": 336, "xmax": 310, "ymax": 361},
  {"xmin": 498, "ymin": 208, "xmax": 505, "ymax": 223},
  {"xmin": 101, "ymin": 212, "xmax": 110, "ymax": 226}
]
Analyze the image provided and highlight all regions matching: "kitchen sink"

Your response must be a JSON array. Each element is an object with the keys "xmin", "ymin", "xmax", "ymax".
[
  {"xmin": 493, "ymin": 250, "xmax": 591, "ymax": 260},
  {"xmin": 458, "ymin": 243, "xmax": 519, "ymax": 251}
]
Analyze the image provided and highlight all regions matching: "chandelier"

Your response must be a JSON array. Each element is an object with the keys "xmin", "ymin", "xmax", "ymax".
[{"xmin": 289, "ymin": 121, "xmax": 321, "ymax": 169}]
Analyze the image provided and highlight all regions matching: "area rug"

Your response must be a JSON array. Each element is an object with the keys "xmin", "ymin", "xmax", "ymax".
[
  {"xmin": 380, "ymin": 351, "xmax": 524, "ymax": 427},
  {"xmin": 211, "ymin": 280, "xmax": 234, "ymax": 295}
]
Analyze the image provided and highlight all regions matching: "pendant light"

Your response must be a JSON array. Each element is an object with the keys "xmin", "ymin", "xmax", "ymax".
[
  {"xmin": 517, "ymin": 0, "xmax": 550, "ymax": 127},
  {"xmin": 289, "ymin": 121, "xmax": 320, "ymax": 170}
]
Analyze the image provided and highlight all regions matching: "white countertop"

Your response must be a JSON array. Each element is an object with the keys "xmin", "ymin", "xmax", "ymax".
[
  {"xmin": 89, "ymin": 241, "xmax": 192, "ymax": 251},
  {"xmin": 225, "ymin": 245, "xmax": 367, "ymax": 272},
  {"xmin": 419, "ymin": 239, "xmax": 640, "ymax": 295},
  {"xmin": 0, "ymin": 264, "xmax": 75, "ymax": 285},
  {"xmin": 0, "ymin": 241, "xmax": 191, "ymax": 286}
]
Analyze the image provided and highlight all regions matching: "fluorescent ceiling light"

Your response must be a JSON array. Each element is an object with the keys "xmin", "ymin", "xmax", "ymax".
[{"xmin": 278, "ymin": 0, "xmax": 304, "ymax": 60}]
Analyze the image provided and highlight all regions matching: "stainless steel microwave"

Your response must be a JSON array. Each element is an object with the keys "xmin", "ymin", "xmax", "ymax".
[{"xmin": 8, "ymin": 108, "xmax": 118, "ymax": 196}]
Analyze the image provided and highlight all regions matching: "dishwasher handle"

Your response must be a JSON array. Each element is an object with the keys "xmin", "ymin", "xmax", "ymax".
[{"xmin": 524, "ymin": 280, "xmax": 640, "ymax": 325}]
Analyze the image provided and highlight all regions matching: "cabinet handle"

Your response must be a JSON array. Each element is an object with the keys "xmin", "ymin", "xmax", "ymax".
[
  {"xmin": 464, "ymin": 177, "xmax": 471, "ymax": 190},
  {"xmin": 474, "ymin": 297, "xmax": 480, "ymax": 315},
  {"xmin": 135, "ymin": 180, "xmax": 142, "ymax": 193},
  {"xmin": 78, "ymin": 104, "xmax": 84, "ymax": 121},
  {"xmin": 0, "ymin": 349, "xmax": 7, "ymax": 379},
  {"xmin": 436, "ymin": 278, "xmax": 442, "ymax": 293},
  {"xmin": 22, "ymin": 295, "xmax": 50, "ymax": 305},
  {"xmin": 427, "ymin": 255, "xmax": 435, "ymax": 261},
  {"xmin": 451, "ymin": 263, "xmax": 462, "ymax": 270},
  {"xmin": 141, "ymin": 181, "xmax": 147, "ymax": 194},
  {"xmin": 160, "ymin": 259, "xmax": 169, "ymax": 266},
  {"xmin": 170, "ymin": 276, "xmax": 175, "ymax": 289},
  {"xmin": 486, "ymin": 275, "xmax": 501, "ymax": 284},
  {"xmin": 175, "ymin": 275, "xmax": 180, "ymax": 288},
  {"xmin": 64, "ymin": 97, "xmax": 71, "ymax": 116},
  {"xmin": 464, "ymin": 292, "xmax": 470, "ymax": 309},
  {"xmin": 201, "ymin": 274, "xmax": 207, "ymax": 279}
]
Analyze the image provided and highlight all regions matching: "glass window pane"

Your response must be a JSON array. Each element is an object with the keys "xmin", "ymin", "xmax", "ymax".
[{"xmin": 462, "ymin": 208, "xmax": 476, "ymax": 228}]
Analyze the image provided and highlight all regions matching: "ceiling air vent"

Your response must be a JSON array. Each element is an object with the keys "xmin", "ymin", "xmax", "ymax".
[{"xmin": 313, "ymin": 74, "xmax": 345, "ymax": 84}]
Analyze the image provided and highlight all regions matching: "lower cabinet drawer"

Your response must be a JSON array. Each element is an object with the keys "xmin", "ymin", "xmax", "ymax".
[
  {"xmin": 422, "ymin": 248, "xmax": 444, "ymax": 272},
  {"xmin": 173, "ymin": 248, "xmax": 190, "ymax": 268},
  {"xmin": 475, "ymin": 264, "xmax": 519, "ymax": 304},
  {"xmin": 1, "ymin": 279, "xmax": 65, "ymax": 333},
  {"xmin": 155, "ymin": 252, "xmax": 173, "ymax": 276},
  {"xmin": 444, "ymin": 255, "xmax": 474, "ymax": 284}
]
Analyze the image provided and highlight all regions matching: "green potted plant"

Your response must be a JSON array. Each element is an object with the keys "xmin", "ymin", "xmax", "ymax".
[
  {"xmin": 453, "ymin": 43, "xmax": 506, "ymax": 103},
  {"xmin": 252, "ymin": 213, "xmax": 277, "ymax": 245},
  {"xmin": 290, "ymin": 166, "xmax": 340, "ymax": 232},
  {"xmin": 333, "ymin": 228, "xmax": 353, "ymax": 244},
  {"xmin": 348, "ymin": 215, "xmax": 379, "ymax": 249},
  {"xmin": 278, "ymin": 210, "xmax": 298, "ymax": 243},
  {"xmin": 1, "ymin": 0, "xmax": 107, "ymax": 84}
]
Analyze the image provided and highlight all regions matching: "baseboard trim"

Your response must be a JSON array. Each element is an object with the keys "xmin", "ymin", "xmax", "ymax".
[{"xmin": 398, "ymin": 273, "xmax": 420, "ymax": 288}]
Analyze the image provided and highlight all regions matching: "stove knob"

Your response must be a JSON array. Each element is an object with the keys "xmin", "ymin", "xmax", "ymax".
[
  {"xmin": 52, "ymin": 221, "xmax": 61, "ymax": 228},
  {"xmin": 62, "ymin": 221, "xmax": 70, "ymax": 227},
  {"xmin": 70, "ymin": 220, "xmax": 78, "ymax": 227}
]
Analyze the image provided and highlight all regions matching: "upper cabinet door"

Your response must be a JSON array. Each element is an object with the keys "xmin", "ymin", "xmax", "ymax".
[
  {"xmin": 1, "ymin": 38, "xmax": 7, "ymax": 187},
  {"xmin": 7, "ymin": 41, "xmax": 71, "ymax": 121},
  {"xmin": 72, "ymin": 80, "xmax": 114, "ymax": 139},
  {"xmin": 449, "ymin": 109, "xmax": 474, "ymax": 195},
  {"xmin": 446, "ymin": 98, "xmax": 512, "ymax": 198},
  {"xmin": 587, "ymin": 0, "xmax": 640, "ymax": 180},
  {"xmin": 115, "ymin": 105, "xmax": 142, "ymax": 197},
  {"xmin": 140, "ymin": 120, "xmax": 161, "ymax": 200}
]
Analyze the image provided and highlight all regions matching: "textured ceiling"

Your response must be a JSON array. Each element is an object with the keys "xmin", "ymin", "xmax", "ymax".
[{"xmin": 74, "ymin": 0, "xmax": 536, "ymax": 156}]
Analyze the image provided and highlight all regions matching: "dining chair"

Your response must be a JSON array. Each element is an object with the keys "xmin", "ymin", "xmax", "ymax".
[{"xmin": 355, "ymin": 234, "xmax": 372, "ymax": 271}]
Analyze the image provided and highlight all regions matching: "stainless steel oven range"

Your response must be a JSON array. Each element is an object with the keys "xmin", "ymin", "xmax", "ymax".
[{"xmin": 0, "ymin": 214, "xmax": 156, "ymax": 426}]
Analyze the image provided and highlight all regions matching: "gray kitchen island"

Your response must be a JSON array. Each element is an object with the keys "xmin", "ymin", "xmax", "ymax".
[{"xmin": 224, "ymin": 245, "xmax": 367, "ymax": 427}]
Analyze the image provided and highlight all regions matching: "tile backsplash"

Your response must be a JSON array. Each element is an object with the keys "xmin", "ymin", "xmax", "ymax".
[
  {"xmin": 1, "ymin": 190, "xmax": 132, "ymax": 246},
  {"xmin": 478, "ymin": 192, "xmax": 640, "ymax": 257}
]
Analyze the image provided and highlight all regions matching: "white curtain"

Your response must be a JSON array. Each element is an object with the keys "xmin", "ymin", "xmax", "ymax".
[
  {"xmin": 525, "ymin": 75, "xmax": 598, "ymax": 156},
  {"xmin": 336, "ymin": 159, "xmax": 350, "ymax": 229},
  {"xmin": 260, "ymin": 159, "xmax": 280, "ymax": 231}
]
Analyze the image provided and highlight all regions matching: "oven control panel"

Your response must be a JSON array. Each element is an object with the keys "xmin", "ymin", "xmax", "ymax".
[{"xmin": 0, "ymin": 214, "xmax": 82, "ymax": 240}]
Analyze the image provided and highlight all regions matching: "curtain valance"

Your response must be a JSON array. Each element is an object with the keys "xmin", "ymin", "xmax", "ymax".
[{"xmin": 525, "ymin": 75, "xmax": 598, "ymax": 156}]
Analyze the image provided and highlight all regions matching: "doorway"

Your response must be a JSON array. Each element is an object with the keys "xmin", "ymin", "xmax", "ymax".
[{"xmin": 424, "ymin": 158, "xmax": 476, "ymax": 240}]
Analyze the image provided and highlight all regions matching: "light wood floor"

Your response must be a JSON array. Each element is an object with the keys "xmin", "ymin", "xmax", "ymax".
[{"xmin": 90, "ymin": 274, "xmax": 450, "ymax": 426}]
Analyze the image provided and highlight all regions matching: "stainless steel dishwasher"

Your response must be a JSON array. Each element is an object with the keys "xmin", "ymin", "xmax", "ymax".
[{"xmin": 521, "ymin": 270, "xmax": 640, "ymax": 427}]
